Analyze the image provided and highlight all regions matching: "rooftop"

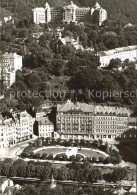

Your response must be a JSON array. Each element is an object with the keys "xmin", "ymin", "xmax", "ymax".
[
  {"xmin": 57, "ymin": 100, "xmax": 131, "ymax": 116},
  {"xmin": 38, "ymin": 117, "xmax": 53, "ymax": 126},
  {"xmin": 98, "ymin": 45, "xmax": 137, "ymax": 57}
]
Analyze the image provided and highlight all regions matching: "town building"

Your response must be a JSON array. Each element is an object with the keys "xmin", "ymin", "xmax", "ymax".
[
  {"xmin": 0, "ymin": 53, "xmax": 22, "ymax": 88},
  {"xmin": 33, "ymin": 1, "xmax": 107, "ymax": 26},
  {"xmin": 56, "ymin": 100, "xmax": 95, "ymax": 140},
  {"xmin": 12, "ymin": 110, "xmax": 35, "ymax": 142},
  {"xmin": 0, "ymin": 111, "xmax": 35, "ymax": 150},
  {"xmin": 97, "ymin": 45, "xmax": 137, "ymax": 67},
  {"xmin": 56, "ymin": 100, "xmax": 131, "ymax": 140},
  {"xmin": 0, "ymin": 118, "xmax": 16, "ymax": 150},
  {"xmin": 93, "ymin": 105, "xmax": 131, "ymax": 139},
  {"xmin": 128, "ymin": 117, "xmax": 137, "ymax": 129},
  {"xmin": 38, "ymin": 117, "xmax": 54, "ymax": 137}
]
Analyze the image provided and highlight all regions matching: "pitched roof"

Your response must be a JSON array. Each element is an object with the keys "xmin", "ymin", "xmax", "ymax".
[
  {"xmin": 38, "ymin": 117, "xmax": 53, "ymax": 125},
  {"xmin": 57, "ymin": 100, "xmax": 95, "ymax": 113}
]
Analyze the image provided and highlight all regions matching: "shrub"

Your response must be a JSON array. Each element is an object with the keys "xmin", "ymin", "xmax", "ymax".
[
  {"xmin": 35, "ymin": 153, "xmax": 41, "ymax": 159},
  {"xmin": 76, "ymin": 154, "xmax": 83, "ymax": 162},
  {"xmin": 98, "ymin": 157, "xmax": 104, "ymax": 163},
  {"xmin": 69, "ymin": 155, "xmax": 76, "ymax": 161},
  {"xmin": 42, "ymin": 153, "xmax": 47, "ymax": 159},
  {"xmin": 104, "ymin": 156, "xmax": 111, "ymax": 164},
  {"xmin": 48, "ymin": 154, "xmax": 53, "ymax": 160},
  {"xmin": 92, "ymin": 156, "xmax": 97, "ymax": 163}
]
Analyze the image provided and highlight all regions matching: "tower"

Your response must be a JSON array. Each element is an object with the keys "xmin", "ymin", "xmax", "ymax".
[{"xmin": 45, "ymin": 2, "xmax": 51, "ymax": 23}]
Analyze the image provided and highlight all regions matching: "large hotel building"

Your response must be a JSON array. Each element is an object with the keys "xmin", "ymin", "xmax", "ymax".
[
  {"xmin": 56, "ymin": 100, "xmax": 132, "ymax": 140},
  {"xmin": 33, "ymin": 1, "xmax": 107, "ymax": 26}
]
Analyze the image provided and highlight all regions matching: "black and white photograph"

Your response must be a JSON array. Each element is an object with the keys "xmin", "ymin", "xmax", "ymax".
[{"xmin": 0, "ymin": 0, "xmax": 137, "ymax": 194}]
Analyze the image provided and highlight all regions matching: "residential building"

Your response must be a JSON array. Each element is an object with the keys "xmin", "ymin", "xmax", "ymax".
[
  {"xmin": 12, "ymin": 111, "xmax": 35, "ymax": 142},
  {"xmin": 97, "ymin": 45, "xmax": 137, "ymax": 67},
  {"xmin": 38, "ymin": 117, "xmax": 54, "ymax": 137},
  {"xmin": 33, "ymin": 1, "xmax": 107, "ymax": 26},
  {"xmin": 0, "ymin": 53, "xmax": 22, "ymax": 88},
  {"xmin": 0, "ymin": 111, "xmax": 35, "ymax": 150},
  {"xmin": 0, "ymin": 118, "xmax": 16, "ymax": 150},
  {"xmin": 58, "ymin": 35, "xmax": 84, "ymax": 50},
  {"xmin": 56, "ymin": 100, "xmax": 131, "ymax": 140}
]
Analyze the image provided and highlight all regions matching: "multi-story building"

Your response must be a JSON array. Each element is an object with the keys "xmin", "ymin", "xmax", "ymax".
[
  {"xmin": 33, "ymin": 1, "xmax": 107, "ymax": 26},
  {"xmin": 56, "ymin": 100, "xmax": 131, "ymax": 140},
  {"xmin": 93, "ymin": 105, "xmax": 130, "ymax": 139},
  {"xmin": 128, "ymin": 117, "xmax": 137, "ymax": 129},
  {"xmin": 0, "ymin": 53, "xmax": 22, "ymax": 88},
  {"xmin": 12, "ymin": 111, "xmax": 35, "ymax": 142},
  {"xmin": 0, "ymin": 111, "xmax": 35, "ymax": 150},
  {"xmin": 97, "ymin": 45, "xmax": 137, "ymax": 67},
  {"xmin": 56, "ymin": 100, "xmax": 95, "ymax": 140},
  {"xmin": 38, "ymin": 117, "xmax": 54, "ymax": 137},
  {"xmin": 0, "ymin": 118, "xmax": 16, "ymax": 150}
]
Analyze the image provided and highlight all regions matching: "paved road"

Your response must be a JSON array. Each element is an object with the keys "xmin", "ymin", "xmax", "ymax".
[{"xmin": 0, "ymin": 138, "xmax": 36, "ymax": 160}]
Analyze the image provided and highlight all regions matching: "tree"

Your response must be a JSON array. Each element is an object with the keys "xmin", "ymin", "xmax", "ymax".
[
  {"xmin": 87, "ymin": 168, "xmax": 102, "ymax": 183},
  {"xmin": 51, "ymin": 59, "xmax": 66, "ymax": 76},
  {"xmin": 112, "ymin": 168, "xmax": 128, "ymax": 181}
]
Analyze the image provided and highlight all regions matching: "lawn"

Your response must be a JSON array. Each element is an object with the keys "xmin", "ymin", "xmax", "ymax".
[{"xmin": 34, "ymin": 146, "xmax": 107, "ymax": 158}]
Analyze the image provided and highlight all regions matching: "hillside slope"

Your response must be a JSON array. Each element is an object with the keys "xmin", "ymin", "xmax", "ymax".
[
  {"xmin": 1, "ymin": 0, "xmax": 137, "ymax": 24},
  {"xmin": 47, "ymin": 0, "xmax": 137, "ymax": 24}
]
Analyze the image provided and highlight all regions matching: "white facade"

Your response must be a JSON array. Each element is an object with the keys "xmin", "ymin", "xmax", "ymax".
[
  {"xmin": 13, "ymin": 111, "xmax": 35, "ymax": 142},
  {"xmin": 0, "ymin": 111, "xmax": 35, "ymax": 150},
  {"xmin": 98, "ymin": 45, "xmax": 137, "ymax": 67},
  {"xmin": 33, "ymin": 1, "xmax": 107, "ymax": 26},
  {"xmin": 38, "ymin": 117, "xmax": 54, "ymax": 138},
  {"xmin": 0, "ymin": 118, "xmax": 16, "ymax": 150},
  {"xmin": 32, "ymin": 8, "xmax": 46, "ymax": 24},
  {"xmin": 0, "ymin": 53, "xmax": 22, "ymax": 88}
]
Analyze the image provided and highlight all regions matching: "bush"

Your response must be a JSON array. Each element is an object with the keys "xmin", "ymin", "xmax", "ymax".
[
  {"xmin": 112, "ymin": 168, "xmax": 128, "ymax": 181},
  {"xmin": 30, "ymin": 152, "xmax": 34, "ymax": 158},
  {"xmin": 35, "ymin": 153, "xmax": 41, "ymax": 159},
  {"xmin": 98, "ymin": 157, "xmax": 104, "ymax": 163},
  {"xmin": 76, "ymin": 154, "xmax": 83, "ymax": 162},
  {"xmin": 69, "ymin": 155, "xmax": 76, "ymax": 161},
  {"xmin": 48, "ymin": 154, "xmax": 53, "ymax": 160},
  {"xmin": 41, "ymin": 153, "xmax": 47, "ymax": 159},
  {"xmin": 92, "ymin": 156, "xmax": 97, "ymax": 163},
  {"xmin": 104, "ymin": 157, "xmax": 111, "ymax": 164}
]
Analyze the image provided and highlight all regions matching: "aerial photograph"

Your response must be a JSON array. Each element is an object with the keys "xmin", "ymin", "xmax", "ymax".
[{"xmin": 0, "ymin": 0, "xmax": 137, "ymax": 194}]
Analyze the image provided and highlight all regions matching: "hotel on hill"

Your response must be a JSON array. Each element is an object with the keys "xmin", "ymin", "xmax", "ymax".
[{"xmin": 33, "ymin": 1, "xmax": 107, "ymax": 26}]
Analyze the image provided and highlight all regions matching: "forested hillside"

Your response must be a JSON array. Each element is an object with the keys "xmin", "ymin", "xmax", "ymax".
[
  {"xmin": 48, "ymin": 0, "xmax": 137, "ymax": 25},
  {"xmin": 1, "ymin": 0, "xmax": 137, "ymax": 25}
]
